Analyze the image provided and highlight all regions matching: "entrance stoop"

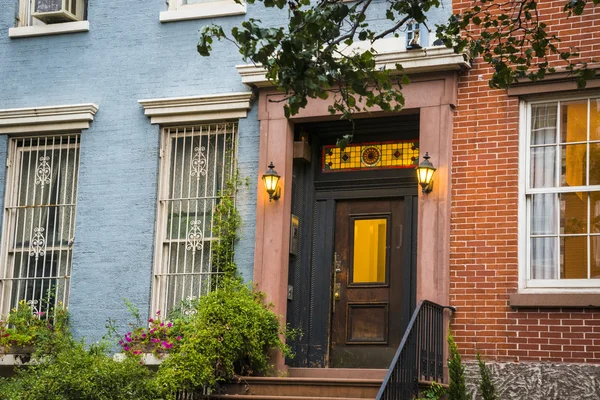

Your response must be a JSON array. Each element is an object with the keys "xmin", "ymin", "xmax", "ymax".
[{"xmin": 210, "ymin": 368, "xmax": 387, "ymax": 400}]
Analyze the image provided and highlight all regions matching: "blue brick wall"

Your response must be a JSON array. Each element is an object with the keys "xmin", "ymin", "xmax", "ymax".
[{"xmin": 0, "ymin": 1, "xmax": 451, "ymax": 343}]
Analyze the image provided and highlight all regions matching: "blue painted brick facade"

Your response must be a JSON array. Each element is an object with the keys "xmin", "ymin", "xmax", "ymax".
[
  {"xmin": 0, "ymin": 0, "xmax": 450, "ymax": 343},
  {"xmin": 0, "ymin": 0, "xmax": 272, "ymax": 343}
]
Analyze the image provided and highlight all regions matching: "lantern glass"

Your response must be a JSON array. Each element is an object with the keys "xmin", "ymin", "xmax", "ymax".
[
  {"xmin": 262, "ymin": 162, "xmax": 281, "ymax": 201},
  {"xmin": 263, "ymin": 174, "xmax": 280, "ymax": 195},
  {"xmin": 417, "ymin": 166, "xmax": 434, "ymax": 185},
  {"xmin": 415, "ymin": 152, "xmax": 436, "ymax": 193}
]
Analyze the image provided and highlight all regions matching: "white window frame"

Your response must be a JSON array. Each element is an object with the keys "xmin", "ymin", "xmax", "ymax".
[
  {"xmin": 10, "ymin": 0, "xmax": 89, "ymax": 39},
  {"xmin": 151, "ymin": 123, "xmax": 238, "ymax": 315},
  {"xmin": 519, "ymin": 93, "xmax": 600, "ymax": 293},
  {"xmin": 0, "ymin": 135, "xmax": 82, "ymax": 316},
  {"xmin": 160, "ymin": 0, "xmax": 246, "ymax": 23},
  {"xmin": 139, "ymin": 93, "xmax": 252, "ymax": 313}
]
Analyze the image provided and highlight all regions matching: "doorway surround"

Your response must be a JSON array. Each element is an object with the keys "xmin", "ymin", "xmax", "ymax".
[{"xmin": 248, "ymin": 70, "xmax": 459, "ymax": 370}]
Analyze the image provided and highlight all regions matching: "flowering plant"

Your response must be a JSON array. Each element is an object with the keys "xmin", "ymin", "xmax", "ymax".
[
  {"xmin": 0, "ymin": 299, "xmax": 68, "ymax": 353},
  {"xmin": 118, "ymin": 310, "xmax": 182, "ymax": 357}
]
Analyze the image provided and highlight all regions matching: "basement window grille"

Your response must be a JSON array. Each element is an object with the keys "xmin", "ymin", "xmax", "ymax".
[
  {"xmin": 0, "ymin": 134, "xmax": 80, "ymax": 316},
  {"xmin": 152, "ymin": 123, "xmax": 237, "ymax": 315}
]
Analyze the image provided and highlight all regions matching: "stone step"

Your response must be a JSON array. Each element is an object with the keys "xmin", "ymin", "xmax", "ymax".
[
  {"xmin": 211, "ymin": 395, "xmax": 366, "ymax": 400},
  {"xmin": 287, "ymin": 368, "xmax": 388, "ymax": 380},
  {"xmin": 218, "ymin": 376, "xmax": 383, "ymax": 399}
]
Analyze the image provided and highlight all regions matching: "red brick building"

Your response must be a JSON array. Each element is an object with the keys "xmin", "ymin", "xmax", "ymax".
[{"xmin": 450, "ymin": 0, "xmax": 600, "ymax": 394}]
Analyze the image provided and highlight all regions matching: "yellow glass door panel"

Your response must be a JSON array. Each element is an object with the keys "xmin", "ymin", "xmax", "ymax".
[{"xmin": 352, "ymin": 219, "xmax": 387, "ymax": 283}]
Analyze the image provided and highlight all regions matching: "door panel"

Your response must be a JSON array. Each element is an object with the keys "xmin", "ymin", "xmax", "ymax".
[{"xmin": 330, "ymin": 199, "xmax": 404, "ymax": 368}]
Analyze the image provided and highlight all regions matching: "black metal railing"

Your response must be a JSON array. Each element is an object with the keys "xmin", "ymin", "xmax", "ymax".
[{"xmin": 376, "ymin": 300, "xmax": 455, "ymax": 400}]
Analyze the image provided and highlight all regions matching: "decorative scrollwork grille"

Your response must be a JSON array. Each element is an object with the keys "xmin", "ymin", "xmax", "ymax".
[
  {"xmin": 152, "ymin": 123, "xmax": 237, "ymax": 315},
  {"xmin": 0, "ymin": 134, "xmax": 80, "ymax": 316}
]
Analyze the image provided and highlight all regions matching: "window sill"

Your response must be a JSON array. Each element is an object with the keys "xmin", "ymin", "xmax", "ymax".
[
  {"xmin": 510, "ymin": 293, "xmax": 600, "ymax": 308},
  {"xmin": 9, "ymin": 21, "xmax": 89, "ymax": 39},
  {"xmin": 113, "ymin": 352, "xmax": 164, "ymax": 365},
  {"xmin": 160, "ymin": 1, "xmax": 246, "ymax": 23}
]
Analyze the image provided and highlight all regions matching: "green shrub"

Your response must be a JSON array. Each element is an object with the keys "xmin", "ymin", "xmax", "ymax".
[
  {"xmin": 0, "ymin": 342, "xmax": 159, "ymax": 400},
  {"xmin": 418, "ymin": 381, "xmax": 448, "ymax": 400},
  {"xmin": 155, "ymin": 278, "xmax": 290, "ymax": 397},
  {"xmin": 447, "ymin": 333, "xmax": 467, "ymax": 400},
  {"xmin": 0, "ymin": 300, "xmax": 69, "ymax": 354},
  {"xmin": 477, "ymin": 352, "xmax": 498, "ymax": 400}
]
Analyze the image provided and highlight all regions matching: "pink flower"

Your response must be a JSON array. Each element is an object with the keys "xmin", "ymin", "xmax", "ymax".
[
  {"xmin": 148, "ymin": 318, "xmax": 154, "ymax": 323},
  {"xmin": 124, "ymin": 346, "xmax": 130, "ymax": 351},
  {"xmin": 176, "ymin": 336, "xmax": 182, "ymax": 341},
  {"xmin": 156, "ymin": 310, "xmax": 161, "ymax": 315},
  {"xmin": 162, "ymin": 341, "xmax": 173, "ymax": 349},
  {"xmin": 167, "ymin": 322, "xmax": 173, "ymax": 328}
]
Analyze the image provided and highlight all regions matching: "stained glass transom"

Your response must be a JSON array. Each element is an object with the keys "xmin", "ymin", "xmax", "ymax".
[{"xmin": 322, "ymin": 141, "xmax": 419, "ymax": 172}]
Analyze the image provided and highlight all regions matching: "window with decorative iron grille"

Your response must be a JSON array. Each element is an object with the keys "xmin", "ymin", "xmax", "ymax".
[
  {"xmin": 152, "ymin": 122, "xmax": 237, "ymax": 315},
  {"xmin": 0, "ymin": 134, "xmax": 80, "ymax": 316}
]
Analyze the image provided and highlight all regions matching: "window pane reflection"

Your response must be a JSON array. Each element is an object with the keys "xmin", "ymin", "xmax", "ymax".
[
  {"xmin": 561, "ymin": 236, "xmax": 588, "ymax": 279},
  {"xmin": 353, "ymin": 219, "xmax": 387, "ymax": 283}
]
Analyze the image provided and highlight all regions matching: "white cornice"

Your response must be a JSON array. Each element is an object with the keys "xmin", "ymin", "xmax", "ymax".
[
  {"xmin": 0, "ymin": 103, "xmax": 99, "ymax": 134},
  {"xmin": 237, "ymin": 47, "xmax": 470, "ymax": 88},
  {"xmin": 139, "ymin": 92, "xmax": 254, "ymax": 125}
]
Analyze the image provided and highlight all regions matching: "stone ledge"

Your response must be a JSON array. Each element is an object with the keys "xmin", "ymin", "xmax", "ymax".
[
  {"xmin": 0, "ymin": 103, "xmax": 99, "ymax": 134},
  {"xmin": 139, "ymin": 92, "xmax": 254, "ymax": 125},
  {"xmin": 9, "ymin": 21, "xmax": 90, "ymax": 39},
  {"xmin": 509, "ymin": 293, "xmax": 600, "ymax": 308},
  {"xmin": 236, "ymin": 46, "xmax": 470, "ymax": 88},
  {"xmin": 160, "ymin": 1, "xmax": 246, "ymax": 23}
]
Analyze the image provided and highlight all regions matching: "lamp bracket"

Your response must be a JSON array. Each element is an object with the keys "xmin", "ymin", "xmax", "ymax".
[{"xmin": 271, "ymin": 186, "xmax": 281, "ymax": 201}]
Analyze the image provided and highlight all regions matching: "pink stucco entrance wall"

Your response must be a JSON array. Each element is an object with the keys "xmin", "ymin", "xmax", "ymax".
[{"xmin": 253, "ymin": 72, "xmax": 458, "ymax": 370}]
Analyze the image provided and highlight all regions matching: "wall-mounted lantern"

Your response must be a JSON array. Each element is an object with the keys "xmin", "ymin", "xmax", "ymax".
[
  {"xmin": 262, "ymin": 162, "xmax": 281, "ymax": 202},
  {"xmin": 416, "ymin": 152, "xmax": 435, "ymax": 194}
]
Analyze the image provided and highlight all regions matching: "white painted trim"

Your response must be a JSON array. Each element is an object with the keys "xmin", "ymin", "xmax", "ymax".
[
  {"xmin": 139, "ymin": 92, "xmax": 254, "ymax": 125},
  {"xmin": 9, "ymin": 20, "xmax": 89, "ymax": 39},
  {"xmin": 0, "ymin": 103, "xmax": 99, "ymax": 134},
  {"xmin": 236, "ymin": 46, "xmax": 470, "ymax": 87},
  {"xmin": 516, "ymin": 287, "xmax": 600, "ymax": 295},
  {"xmin": 160, "ymin": 0, "xmax": 246, "ymax": 23},
  {"xmin": 527, "ymin": 279, "xmax": 600, "ymax": 289},
  {"xmin": 519, "ymin": 92, "xmax": 600, "ymax": 291},
  {"xmin": 518, "ymin": 99, "xmax": 528, "ymax": 292}
]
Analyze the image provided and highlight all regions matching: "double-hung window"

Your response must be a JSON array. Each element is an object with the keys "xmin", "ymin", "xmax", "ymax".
[
  {"xmin": 523, "ymin": 96, "xmax": 600, "ymax": 289},
  {"xmin": 0, "ymin": 134, "xmax": 81, "ymax": 315},
  {"xmin": 152, "ymin": 122, "xmax": 237, "ymax": 314}
]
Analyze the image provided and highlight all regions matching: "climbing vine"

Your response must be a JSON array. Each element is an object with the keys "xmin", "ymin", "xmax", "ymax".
[{"xmin": 210, "ymin": 171, "xmax": 244, "ymax": 283}]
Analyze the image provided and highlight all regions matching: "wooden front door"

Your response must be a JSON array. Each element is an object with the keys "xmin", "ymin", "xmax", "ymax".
[{"xmin": 330, "ymin": 198, "xmax": 405, "ymax": 368}]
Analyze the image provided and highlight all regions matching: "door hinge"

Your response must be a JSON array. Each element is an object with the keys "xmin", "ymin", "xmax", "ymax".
[{"xmin": 159, "ymin": 147, "xmax": 164, "ymax": 159}]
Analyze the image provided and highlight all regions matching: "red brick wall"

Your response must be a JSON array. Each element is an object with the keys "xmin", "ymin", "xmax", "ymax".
[{"xmin": 450, "ymin": 0, "xmax": 600, "ymax": 363}]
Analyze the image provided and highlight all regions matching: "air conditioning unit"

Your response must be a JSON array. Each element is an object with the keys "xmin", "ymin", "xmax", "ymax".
[{"xmin": 32, "ymin": 0, "xmax": 85, "ymax": 24}]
